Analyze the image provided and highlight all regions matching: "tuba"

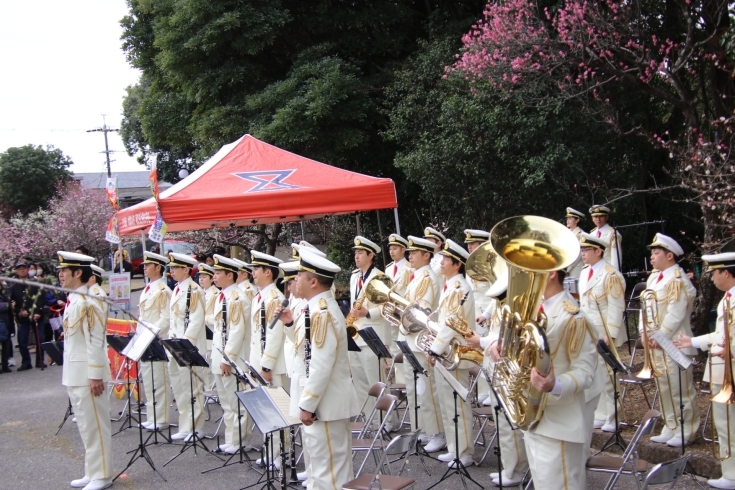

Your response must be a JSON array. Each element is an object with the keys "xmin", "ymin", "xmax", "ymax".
[
  {"xmin": 711, "ymin": 297, "xmax": 735, "ymax": 460},
  {"xmin": 490, "ymin": 216, "xmax": 580, "ymax": 430},
  {"xmin": 409, "ymin": 307, "xmax": 483, "ymax": 370},
  {"xmin": 364, "ymin": 275, "xmax": 416, "ymax": 333}
]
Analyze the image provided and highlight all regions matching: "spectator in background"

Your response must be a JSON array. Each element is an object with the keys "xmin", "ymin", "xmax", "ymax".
[
  {"xmin": 0, "ymin": 278, "xmax": 13, "ymax": 373},
  {"xmin": 75, "ymin": 245, "xmax": 90, "ymax": 256},
  {"xmin": 205, "ymin": 254, "xmax": 214, "ymax": 266},
  {"xmin": 10, "ymin": 260, "xmax": 42, "ymax": 371}
]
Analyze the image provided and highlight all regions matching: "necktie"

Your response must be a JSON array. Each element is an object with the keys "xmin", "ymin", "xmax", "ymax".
[
  {"xmin": 358, "ymin": 277, "xmax": 363, "ymax": 290},
  {"xmin": 144, "ymin": 285, "xmax": 150, "ymax": 294},
  {"xmin": 174, "ymin": 286, "xmax": 179, "ymax": 295},
  {"xmin": 539, "ymin": 304, "xmax": 545, "ymax": 313},
  {"xmin": 66, "ymin": 298, "xmax": 71, "ymax": 307},
  {"xmin": 656, "ymin": 272, "xmax": 664, "ymax": 284},
  {"xmin": 393, "ymin": 264, "xmax": 398, "ymax": 275},
  {"xmin": 409, "ymin": 273, "xmax": 414, "ymax": 283},
  {"xmin": 256, "ymin": 293, "xmax": 261, "ymax": 303},
  {"xmin": 727, "ymin": 292, "xmax": 732, "ymax": 301},
  {"xmin": 587, "ymin": 268, "xmax": 594, "ymax": 281},
  {"xmin": 219, "ymin": 292, "xmax": 224, "ymax": 301},
  {"xmin": 443, "ymin": 283, "xmax": 447, "ymax": 292},
  {"xmin": 597, "ymin": 230, "xmax": 601, "ymax": 238}
]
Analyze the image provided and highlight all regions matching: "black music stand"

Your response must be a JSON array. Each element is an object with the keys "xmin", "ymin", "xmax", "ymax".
[
  {"xmin": 203, "ymin": 350, "xmax": 261, "ymax": 474},
  {"xmin": 396, "ymin": 340, "xmax": 434, "ymax": 475},
  {"xmin": 107, "ymin": 334, "xmax": 138, "ymax": 435},
  {"xmin": 596, "ymin": 339, "xmax": 630, "ymax": 454},
  {"xmin": 137, "ymin": 337, "xmax": 171, "ymax": 445},
  {"xmin": 347, "ymin": 335, "xmax": 362, "ymax": 352},
  {"xmin": 427, "ymin": 363, "xmax": 482, "ymax": 490},
  {"xmin": 358, "ymin": 327, "xmax": 392, "ymax": 382},
  {"xmin": 486, "ymin": 367, "xmax": 516, "ymax": 490},
  {"xmin": 44, "ymin": 341, "xmax": 72, "ymax": 435},
  {"xmin": 114, "ymin": 325, "xmax": 167, "ymax": 482},
  {"xmin": 160, "ymin": 338, "xmax": 220, "ymax": 466},
  {"xmin": 237, "ymin": 387, "xmax": 301, "ymax": 490}
]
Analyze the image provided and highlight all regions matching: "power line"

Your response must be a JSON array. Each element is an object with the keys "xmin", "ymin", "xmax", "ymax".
[{"xmin": 86, "ymin": 115, "xmax": 119, "ymax": 178}]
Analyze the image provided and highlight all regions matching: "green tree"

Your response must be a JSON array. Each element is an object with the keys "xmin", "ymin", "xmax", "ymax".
[{"xmin": 0, "ymin": 145, "xmax": 73, "ymax": 216}]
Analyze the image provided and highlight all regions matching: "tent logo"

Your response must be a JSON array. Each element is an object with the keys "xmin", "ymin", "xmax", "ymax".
[{"xmin": 233, "ymin": 170, "xmax": 305, "ymax": 193}]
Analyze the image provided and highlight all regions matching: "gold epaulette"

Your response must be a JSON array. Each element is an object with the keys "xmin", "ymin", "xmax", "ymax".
[
  {"xmin": 454, "ymin": 280, "xmax": 461, "ymax": 289},
  {"xmin": 270, "ymin": 289, "xmax": 278, "ymax": 299},
  {"xmin": 310, "ymin": 299, "xmax": 334, "ymax": 348},
  {"xmin": 603, "ymin": 267, "xmax": 625, "ymax": 298},
  {"xmin": 423, "ymin": 269, "xmax": 429, "ymax": 277},
  {"xmin": 665, "ymin": 271, "xmax": 683, "ymax": 304},
  {"xmin": 562, "ymin": 300, "xmax": 579, "ymax": 315},
  {"xmin": 319, "ymin": 298, "xmax": 328, "ymax": 310},
  {"xmin": 413, "ymin": 276, "xmax": 431, "ymax": 302},
  {"xmin": 157, "ymin": 282, "xmax": 165, "ymax": 291},
  {"xmin": 230, "ymin": 290, "xmax": 240, "ymax": 301},
  {"xmin": 604, "ymin": 265, "xmax": 615, "ymax": 275},
  {"xmin": 674, "ymin": 268, "xmax": 681, "ymax": 278}
]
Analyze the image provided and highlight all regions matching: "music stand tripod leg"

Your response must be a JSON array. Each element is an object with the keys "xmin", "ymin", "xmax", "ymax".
[
  {"xmin": 596, "ymin": 367, "xmax": 627, "ymax": 454},
  {"xmin": 56, "ymin": 397, "xmax": 74, "ymax": 435}
]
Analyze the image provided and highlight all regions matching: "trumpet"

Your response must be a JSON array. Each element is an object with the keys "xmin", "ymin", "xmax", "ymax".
[{"xmin": 710, "ymin": 299, "xmax": 735, "ymax": 460}]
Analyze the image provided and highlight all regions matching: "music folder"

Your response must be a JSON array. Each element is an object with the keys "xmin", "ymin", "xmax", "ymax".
[
  {"xmin": 650, "ymin": 331, "xmax": 693, "ymax": 370},
  {"xmin": 160, "ymin": 338, "xmax": 209, "ymax": 368},
  {"xmin": 106, "ymin": 334, "xmax": 133, "ymax": 355},
  {"xmin": 358, "ymin": 327, "xmax": 392, "ymax": 359},
  {"xmin": 41, "ymin": 341, "xmax": 64, "ymax": 366},
  {"xmin": 597, "ymin": 339, "xmax": 629, "ymax": 374},
  {"xmin": 236, "ymin": 386, "xmax": 301, "ymax": 435},
  {"xmin": 241, "ymin": 359, "xmax": 270, "ymax": 386},
  {"xmin": 122, "ymin": 320, "xmax": 161, "ymax": 362},
  {"xmin": 396, "ymin": 340, "xmax": 427, "ymax": 376}
]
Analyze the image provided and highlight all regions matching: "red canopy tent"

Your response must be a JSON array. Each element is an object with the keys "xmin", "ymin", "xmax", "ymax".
[{"xmin": 117, "ymin": 135, "xmax": 398, "ymax": 235}]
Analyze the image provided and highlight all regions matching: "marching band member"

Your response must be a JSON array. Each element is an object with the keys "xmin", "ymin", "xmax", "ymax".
[
  {"xmin": 470, "ymin": 277, "xmax": 531, "ymax": 486},
  {"xmin": 427, "ymin": 239, "xmax": 476, "ymax": 468},
  {"xmin": 676, "ymin": 253, "xmax": 735, "ymax": 490},
  {"xmin": 348, "ymin": 236, "xmax": 391, "ymax": 422},
  {"xmin": 199, "ymin": 262, "xmax": 218, "ymax": 389},
  {"xmin": 58, "ymin": 251, "xmax": 113, "ymax": 490},
  {"xmin": 291, "ymin": 244, "xmax": 336, "ymax": 303},
  {"xmin": 279, "ymin": 261, "xmax": 310, "ymax": 486},
  {"xmin": 577, "ymin": 233, "xmax": 627, "ymax": 432},
  {"xmin": 588, "ymin": 205, "xmax": 622, "ymax": 271},
  {"xmin": 138, "ymin": 252, "xmax": 172, "ymax": 430},
  {"xmin": 233, "ymin": 259, "xmax": 257, "ymax": 301},
  {"xmin": 566, "ymin": 207, "xmax": 586, "ymax": 280},
  {"xmin": 642, "ymin": 233, "xmax": 700, "ymax": 446},
  {"xmin": 424, "ymin": 227, "xmax": 446, "ymax": 290},
  {"xmin": 210, "ymin": 255, "xmax": 251, "ymax": 454},
  {"xmin": 88, "ymin": 265, "xmax": 107, "ymax": 301},
  {"xmin": 167, "ymin": 253, "xmax": 207, "ymax": 441},
  {"xmin": 464, "ymin": 229, "xmax": 492, "ymax": 404},
  {"xmin": 278, "ymin": 249, "xmax": 360, "ymax": 490},
  {"xmin": 494, "ymin": 270, "xmax": 597, "ymax": 490},
  {"xmin": 400, "ymin": 236, "xmax": 445, "ymax": 452},
  {"xmin": 385, "ymin": 233, "xmax": 411, "ymax": 384}
]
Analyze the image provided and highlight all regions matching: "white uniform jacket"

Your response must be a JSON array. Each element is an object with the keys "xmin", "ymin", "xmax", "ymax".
[
  {"xmin": 203, "ymin": 285, "xmax": 219, "ymax": 332},
  {"xmin": 237, "ymin": 281, "xmax": 258, "ymax": 302},
  {"xmin": 589, "ymin": 224, "xmax": 622, "ymax": 271},
  {"xmin": 638, "ymin": 264, "xmax": 697, "ymax": 355},
  {"xmin": 429, "ymin": 274, "xmax": 476, "ymax": 369},
  {"xmin": 299, "ymin": 291, "xmax": 360, "ymax": 421},
  {"xmin": 211, "ymin": 284, "xmax": 251, "ymax": 376},
  {"xmin": 691, "ymin": 286, "xmax": 735, "ymax": 384},
  {"xmin": 169, "ymin": 277, "xmax": 207, "ymax": 354},
  {"xmin": 467, "ymin": 276, "xmax": 491, "ymax": 318},
  {"xmin": 567, "ymin": 226, "xmax": 586, "ymax": 279},
  {"xmin": 397, "ymin": 265, "xmax": 440, "ymax": 352},
  {"xmin": 430, "ymin": 253, "xmax": 446, "ymax": 290},
  {"xmin": 62, "ymin": 285, "xmax": 110, "ymax": 386},
  {"xmin": 284, "ymin": 295, "xmax": 306, "ymax": 376},
  {"xmin": 250, "ymin": 283, "xmax": 287, "ymax": 374},
  {"xmin": 350, "ymin": 267, "xmax": 391, "ymax": 345},
  {"xmin": 384, "ymin": 258, "xmax": 411, "ymax": 297},
  {"xmin": 529, "ymin": 291, "xmax": 597, "ymax": 444},
  {"xmin": 578, "ymin": 259, "xmax": 627, "ymax": 347},
  {"xmin": 139, "ymin": 278, "xmax": 171, "ymax": 336}
]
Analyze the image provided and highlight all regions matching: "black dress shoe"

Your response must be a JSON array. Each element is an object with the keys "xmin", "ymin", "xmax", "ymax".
[
  {"xmin": 17, "ymin": 364, "xmax": 32, "ymax": 371},
  {"xmin": 1, "ymin": 367, "xmax": 11, "ymax": 373},
  {"xmin": 36, "ymin": 363, "xmax": 47, "ymax": 369}
]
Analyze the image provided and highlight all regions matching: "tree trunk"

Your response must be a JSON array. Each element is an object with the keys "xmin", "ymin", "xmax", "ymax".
[
  {"xmin": 690, "ymin": 209, "xmax": 722, "ymax": 335},
  {"xmin": 266, "ymin": 223, "xmax": 282, "ymax": 256}
]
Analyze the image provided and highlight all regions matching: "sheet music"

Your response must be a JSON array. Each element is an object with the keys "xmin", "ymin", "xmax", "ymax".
[
  {"xmin": 434, "ymin": 362, "xmax": 469, "ymax": 401},
  {"xmin": 121, "ymin": 321, "xmax": 160, "ymax": 361},
  {"xmin": 651, "ymin": 330, "xmax": 693, "ymax": 370},
  {"xmin": 266, "ymin": 387, "xmax": 301, "ymax": 426}
]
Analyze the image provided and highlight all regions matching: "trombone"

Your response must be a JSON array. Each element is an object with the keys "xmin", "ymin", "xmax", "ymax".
[{"xmin": 710, "ymin": 300, "xmax": 735, "ymax": 460}]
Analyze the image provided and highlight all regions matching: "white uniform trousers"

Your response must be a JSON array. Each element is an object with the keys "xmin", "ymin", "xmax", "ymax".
[
  {"xmin": 68, "ymin": 385, "xmax": 113, "ymax": 481},
  {"xmin": 652, "ymin": 349, "xmax": 700, "ymax": 441},
  {"xmin": 389, "ymin": 326, "xmax": 405, "ymax": 384},
  {"xmin": 402, "ymin": 356, "xmax": 443, "ymax": 436},
  {"xmin": 215, "ymin": 373, "xmax": 250, "ymax": 447},
  {"xmin": 593, "ymin": 363, "xmax": 619, "ymax": 425},
  {"xmin": 350, "ymin": 348, "xmax": 381, "ymax": 416},
  {"xmin": 140, "ymin": 360, "xmax": 170, "ymax": 425},
  {"xmin": 203, "ymin": 340, "xmax": 215, "ymax": 389},
  {"xmin": 525, "ymin": 431, "xmax": 586, "ymax": 490},
  {"xmin": 168, "ymin": 361, "xmax": 206, "ymax": 433},
  {"xmin": 584, "ymin": 394, "xmax": 602, "ymax": 457},
  {"xmin": 712, "ymin": 384, "xmax": 735, "ymax": 479},
  {"xmin": 304, "ymin": 419, "xmax": 353, "ymax": 490},
  {"xmin": 264, "ymin": 374, "xmax": 288, "ymax": 458},
  {"xmin": 437, "ymin": 368, "xmax": 473, "ymax": 457},
  {"xmin": 489, "ymin": 391, "xmax": 528, "ymax": 478},
  {"xmin": 476, "ymin": 356, "xmax": 492, "ymax": 400}
]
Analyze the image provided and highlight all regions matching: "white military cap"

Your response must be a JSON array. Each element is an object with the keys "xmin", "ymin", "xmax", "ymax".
[
  {"xmin": 143, "ymin": 251, "xmax": 169, "ymax": 266},
  {"xmin": 464, "ymin": 229, "xmax": 490, "ymax": 243},
  {"xmin": 440, "ymin": 239, "xmax": 470, "ymax": 264},
  {"xmin": 424, "ymin": 227, "xmax": 446, "ymax": 243},
  {"xmin": 702, "ymin": 253, "xmax": 735, "ymax": 272},
  {"xmin": 297, "ymin": 249, "xmax": 341, "ymax": 279},
  {"xmin": 579, "ymin": 232, "xmax": 609, "ymax": 251},
  {"xmin": 291, "ymin": 243, "xmax": 327, "ymax": 260},
  {"xmin": 213, "ymin": 254, "xmax": 241, "ymax": 273},
  {"xmin": 352, "ymin": 236, "xmax": 381, "ymax": 254},
  {"xmin": 279, "ymin": 261, "xmax": 300, "ymax": 281},
  {"xmin": 197, "ymin": 263, "xmax": 214, "ymax": 276},
  {"xmin": 56, "ymin": 251, "xmax": 95, "ymax": 269},
  {"xmin": 388, "ymin": 233, "xmax": 409, "ymax": 248},
  {"xmin": 647, "ymin": 233, "xmax": 684, "ymax": 257},
  {"xmin": 407, "ymin": 235, "xmax": 435, "ymax": 253},
  {"xmin": 232, "ymin": 258, "xmax": 253, "ymax": 272},
  {"xmin": 250, "ymin": 250, "xmax": 284, "ymax": 268},
  {"xmin": 169, "ymin": 252, "xmax": 198, "ymax": 268},
  {"xmin": 589, "ymin": 205, "xmax": 611, "ymax": 216},
  {"xmin": 566, "ymin": 207, "xmax": 585, "ymax": 219},
  {"xmin": 90, "ymin": 264, "xmax": 105, "ymax": 278}
]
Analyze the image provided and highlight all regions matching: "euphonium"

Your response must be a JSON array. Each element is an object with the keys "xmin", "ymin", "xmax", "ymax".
[
  {"xmin": 363, "ymin": 275, "xmax": 415, "ymax": 333},
  {"xmin": 490, "ymin": 216, "xmax": 580, "ymax": 430},
  {"xmin": 410, "ymin": 308, "xmax": 456, "ymax": 370},
  {"xmin": 711, "ymin": 298, "xmax": 735, "ymax": 460},
  {"xmin": 636, "ymin": 289, "xmax": 664, "ymax": 379}
]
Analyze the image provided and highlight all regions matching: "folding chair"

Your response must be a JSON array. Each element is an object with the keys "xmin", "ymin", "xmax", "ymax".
[
  {"xmin": 586, "ymin": 409, "xmax": 660, "ymax": 490},
  {"xmin": 353, "ymin": 382, "xmax": 387, "ymax": 436},
  {"xmin": 639, "ymin": 455, "xmax": 690, "ymax": 489},
  {"xmin": 343, "ymin": 432, "xmax": 418, "ymax": 490},
  {"xmin": 386, "ymin": 354, "xmax": 409, "ymax": 429},
  {"xmin": 468, "ymin": 367, "xmax": 497, "ymax": 464},
  {"xmin": 352, "ymin": 394, "xmax": 398, "ymax": 477},
  {"xmin": 619, "ymin": 337, "xmax": 659, "ymax": 426},
  {"xmin": 201, "ymin": 389, "xmax": 224, "ymax": 439}
]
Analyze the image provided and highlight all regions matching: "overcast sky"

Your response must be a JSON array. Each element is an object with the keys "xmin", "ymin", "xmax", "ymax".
[{"xmin": 0, "ymin": 1, "xmax": 143, "ymax": 174}]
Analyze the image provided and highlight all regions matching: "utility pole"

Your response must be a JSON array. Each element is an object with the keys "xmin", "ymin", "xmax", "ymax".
[{"xmin": 87, "ymin": 115, "xmax": 119, "ymax": 177}]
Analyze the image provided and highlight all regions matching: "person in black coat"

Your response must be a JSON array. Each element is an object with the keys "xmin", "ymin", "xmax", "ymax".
[
  {"xmin": 9, "ymin": 260, "xmax": 42, "ymax": 370},
  {"xmin": 0, "ymin": 278, "xmax": 13, "ymax": 373}
]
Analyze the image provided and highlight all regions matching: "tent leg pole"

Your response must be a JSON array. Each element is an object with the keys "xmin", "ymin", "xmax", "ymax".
[
  {"xmin": 393, "ymin": 208, "xmax": 400, "ymax": 236},
  {"xmin": 141, "ymin": 230, "xmax": 147, "ymax": 253},
  {"xmin": 301, "ymin": 220, "xmax": 306, "ymax": 240},
  {"xmin": 356, "ymin": 214, "xmax": 361, "ymax": 236},
  {"xmin": 376, "ymin": 210, "xmax": 386, "ymax": 269}
]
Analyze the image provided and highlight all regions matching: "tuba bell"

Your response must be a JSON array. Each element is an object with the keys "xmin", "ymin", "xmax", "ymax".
[
  {"xmin": 364, "ymin": 275, "xmax": 413, "ymax": 331},
  {"xmin": 490, "ymin": 215, "xmax": 580, "ymax": 430}
]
